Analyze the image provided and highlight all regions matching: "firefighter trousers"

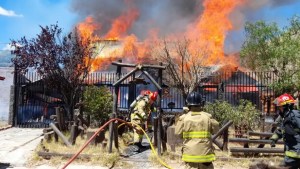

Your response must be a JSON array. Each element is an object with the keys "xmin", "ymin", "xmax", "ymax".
[{"xmin": 184, "ymin": 162, "xmax": 214, "ymax": 169}]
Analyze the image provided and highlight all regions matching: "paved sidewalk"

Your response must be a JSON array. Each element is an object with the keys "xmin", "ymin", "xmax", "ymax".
[{"xmin": 0, "ymin": 127, "xmax": 43, "ymax": 168}]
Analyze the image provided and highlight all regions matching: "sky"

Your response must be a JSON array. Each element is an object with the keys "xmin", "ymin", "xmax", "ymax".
[{"xmin": 0, "ymin": 0, "xmax": 300, "ymax": 67}]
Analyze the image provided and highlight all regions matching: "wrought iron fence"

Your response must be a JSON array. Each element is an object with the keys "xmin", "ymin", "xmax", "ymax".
[{"xmin": 14, "ymin": 70, "xmax": 276, "ymax": 127}]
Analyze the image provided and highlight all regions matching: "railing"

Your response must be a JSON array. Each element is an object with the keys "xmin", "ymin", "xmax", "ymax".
[{"xmin": 14, "ymin": 71, "xmax": 276, "ymax": 127}]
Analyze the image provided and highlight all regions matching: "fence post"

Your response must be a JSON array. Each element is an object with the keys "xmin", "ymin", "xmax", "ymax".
[
  {"xmin": 113, "ymin": 119, "xmax": 119, "ymax": 150},
  {"xmin": 55, "ymin": 107, "xmax": 64, "ymax": 131},
  {"xmin": 222, "ymin": 128, "xmax": 229, "ymax": 151},
  {"xmin": 108, "ymin": 113, "xmax": 115, "ymax": 153},
  {"xmin": 157, "ymin": 114, "xmax": 162, "ymax": 155},
  {"xmin": 153, "ymin": 117, "xmax": 158, "ymax": 147},
  {"xmin": 157, "ymin": 62, "xmax": 164, "ymax": 155}
]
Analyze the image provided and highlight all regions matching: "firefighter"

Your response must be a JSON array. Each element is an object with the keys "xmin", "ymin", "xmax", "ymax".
[
  {"xmin": 175, "ymin": 92, "xmax": 219, "ymax": 169},
  {"xmin": 130, "ymin": 90, "xmax": 158, "ymax": 150},
  {"xmin": 270, "ymin": 93, "xmax": 300, "ymax": 169}
]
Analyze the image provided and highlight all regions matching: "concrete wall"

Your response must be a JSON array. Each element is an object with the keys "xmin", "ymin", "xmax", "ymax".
[{"xmin": 0, "ymin": 67, "xmax": 14, "ymax": 125}]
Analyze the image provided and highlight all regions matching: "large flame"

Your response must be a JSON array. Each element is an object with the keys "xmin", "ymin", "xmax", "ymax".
[
  {"xmin": 77, "ymin": 0, "xmax": 243, "ymax": 72},
  {"xmin": 77, "ymin": 16, "xmax": 101, "ymax": 42},
  {"xmin": 105, "ymin": 8, "xmax": 139, "ymax": 40},
  {"xmin": 187, "ymin": 0, "xmax": 243, "ymax": 65}
]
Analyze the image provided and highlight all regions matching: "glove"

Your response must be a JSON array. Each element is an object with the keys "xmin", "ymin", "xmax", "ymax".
[{"xmin": 270, "ymin": 139, "xmax": 276, "ymax": 148}]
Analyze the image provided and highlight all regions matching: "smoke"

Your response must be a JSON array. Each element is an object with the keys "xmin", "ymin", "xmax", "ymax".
[
  {"xmin": 71, "ymin": 0, "xmax": 203, "ymax": 40},
  {"xmin": 71, "ymin": 0, "xmax": 299, "ymax": 54}
]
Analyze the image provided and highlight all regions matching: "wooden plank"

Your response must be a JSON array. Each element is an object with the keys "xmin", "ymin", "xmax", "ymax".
[
  {"xmin": 230, "ymin": 147, "xmax": 284, "ymax": 153},
  {"xmin": 43, "ymin": 128, "xmax": 53, "ymax": 133},
  {"xmin": 69, "ymin": 124, "xmax": 78, "ymax": 145},
  {"xmin": 212, "ymin": 120, "xmax": 233, "ymax": 141},
  {"xmin": 108, "ymin": 114, "xmax": 115, "ymax": 153},
  {"xmin": 167, "ymin": 126, "xmax": 182, "ymax": 152},
  {"xmin": 86, "ymin": 128, "xmax": 105, "ymax": 146},
  {"xmin": 37, "ymin": 151, "xmax": 91, "ymax": 159},
  {"xmin": 248, "ymin": 131, "xmax": 273, "ymax": 137},
  {"xmin": 44, "ymin": 131, "xmax": 54, "ymax": 142},
  {"xmin": 229, "ymin": 138, "xmax": 284, "ymax": 144},
  {"xmin": 166, "ymin": 126, "xmax": 182, "ymax": 145},
  {"xmin": 153, "ymin": 118, "xmax": 158, "ymax": 147},
  {"xmin": 49, "ymin": 123, "xmax": 72, "ymax": 147}
]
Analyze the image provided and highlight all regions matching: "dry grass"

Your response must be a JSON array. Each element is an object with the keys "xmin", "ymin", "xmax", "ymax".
[
  {"xmin": 26, "ymin": 126, "xmax": 286, "ymax": 169},
  {"xmin": 27, "ymin": 129, "xmax": 133, "ymax": 168}
]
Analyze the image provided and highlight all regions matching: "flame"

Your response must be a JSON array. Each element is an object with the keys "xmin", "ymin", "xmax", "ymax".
[
  {"xmin": 77, "ymin": 16, "xmax": 101, "ymax": 42},
  {"xmin": 76, "ymin": 0, "xmax": 244, "ymax": 72},
  {"xmin": 105, "ymin": 9, "xmax": 139, "ymax": 40},
  {"xmin": 187, "ymin": 0, "xmax": 243, "ymax": 65},
  {"xmin": 77, "ymin": 16, "xmax": 102, "ymax": 70}
]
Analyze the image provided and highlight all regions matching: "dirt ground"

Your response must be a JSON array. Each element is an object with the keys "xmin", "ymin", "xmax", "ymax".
[{"xmin": 0, "ymin": 125, "xmax": 285, "ymax": 169}]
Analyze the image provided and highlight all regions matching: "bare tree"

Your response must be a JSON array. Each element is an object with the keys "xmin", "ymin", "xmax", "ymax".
[{"xmin": 152, "ymin": 38, "xmax": 211, "ymax": 101}]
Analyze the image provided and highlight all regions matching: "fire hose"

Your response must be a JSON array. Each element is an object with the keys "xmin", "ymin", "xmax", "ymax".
[
  {"xmin": 61, "ymin": 118, "xmax": 173, "ymax": 169},
  {"xmin": 118, "ymin": 121, "xmax": 173, "ymax": 169}
]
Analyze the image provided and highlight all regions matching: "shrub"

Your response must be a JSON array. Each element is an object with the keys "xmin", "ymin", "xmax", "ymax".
[
  {"xmin": 82, "ymin": 86, "xmax": 113, "ymax": 127},
  {"xmin": 204, "ymin": 99, "xmax": 260, "ymax": 130},
  {"xmin": 204, "ymin": 100, "xmax": 234, "ymax": 124}
]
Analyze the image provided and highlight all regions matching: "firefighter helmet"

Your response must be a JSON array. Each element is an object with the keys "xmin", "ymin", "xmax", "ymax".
[
  {"xmin": 186, "ymin": 92, "xmax": 203, "ymax": 106},
  {"xmin": 273, "ymin": 93, "xmax": 296, "ymax": 106},
  {"xmin": 141, "ymin": 90, "xmax": 158, "ymax": 101},
  {"xmin": 150, "ymin": 91, "xmax": 158, "ymax": 101}
]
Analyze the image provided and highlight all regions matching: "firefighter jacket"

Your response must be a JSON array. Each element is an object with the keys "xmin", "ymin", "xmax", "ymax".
[
  {"xmin": 131, "ymin": 97, "xmax": 151, "ymax": 124},
  {"xmin": 271, "ymin": 110, "xmax": 300, "ymax": 158},
  {"xmin": 175, "ymin": 107, "xmax": 220, "ymax": 163}
]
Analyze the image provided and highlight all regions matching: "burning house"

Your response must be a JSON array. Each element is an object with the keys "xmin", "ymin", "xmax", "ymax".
[
  {"xmin": 13, "ymin": 0, "xmax": 281, "ymax": 126},
  {"xmin": 72, "ymin": 0, "xmax": 246, "ymax": 108}
]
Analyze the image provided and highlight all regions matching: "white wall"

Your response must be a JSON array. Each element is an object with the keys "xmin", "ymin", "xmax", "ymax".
[{"xmin": 0, "ymin": 67, "xmax": 14, "ymax": 122}]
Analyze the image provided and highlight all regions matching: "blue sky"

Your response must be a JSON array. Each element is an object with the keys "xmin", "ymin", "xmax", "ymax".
[
  {"xmin": 0, "ymin": 0, "xmax": 77, "ymax": 47},
  {"xmin": 0, "ymin": 0, "xmax": 78, "ymax": 66},
  {"xmin": 0, "ymin": 0, "xmax": 300, "ymax": 66}
]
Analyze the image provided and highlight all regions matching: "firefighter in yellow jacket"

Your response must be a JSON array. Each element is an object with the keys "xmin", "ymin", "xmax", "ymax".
[
  {"xmin": 131, "ymin": 90, "xmax": 158, "ymax": 149},
  {"xmin": 175, "ymin": 92, "xmax": 220, "ymax": 169}
]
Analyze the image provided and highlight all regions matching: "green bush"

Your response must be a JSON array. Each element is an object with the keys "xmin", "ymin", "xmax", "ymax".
[
  {"xmin": 204, "ymin": 100, "xmax": 234, "ymax": 124},
  {"xmin": 82, "ymin": 86, "xmax": 113, "ymax": 127},
  {"xmin": 204, "ymin": 99, "xmax": 260, "ymax": 130},
  {"xmin": 234, "ymin": 100, "xmax": 260, "ymax": 130}
]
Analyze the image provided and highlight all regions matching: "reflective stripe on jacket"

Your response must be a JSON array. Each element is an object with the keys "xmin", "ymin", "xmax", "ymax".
[
  {"xmin": 286, "ymin": 151, "xmax": 300, "ymax": 158},
  {"xmin": 183, "ymin": 131, "xmax": 211, "ymax": 139},
  {"xmin": 271, "ymin": 110, "xmax": 300, "ymax": 159},
  {"xmin": 175, "ymin": 107, "xmax": 220, "ymax": 163},
  {"xmin": 182, "ymin": 154, "xmax": 216, "ymax": 163}
]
